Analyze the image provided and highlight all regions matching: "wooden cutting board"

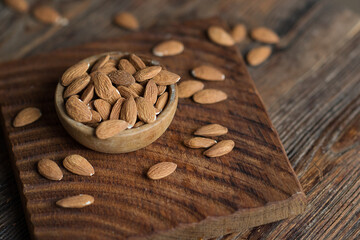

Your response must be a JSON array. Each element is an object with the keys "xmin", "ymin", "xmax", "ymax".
[{"xmin": 0, "ymin": 18, "xmax": 306, "ymax": 240}]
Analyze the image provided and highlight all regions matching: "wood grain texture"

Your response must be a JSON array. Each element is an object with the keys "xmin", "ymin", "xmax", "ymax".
[{"xmin": 0, "ymin": 18, "xmax": 305, "ymax": 239}]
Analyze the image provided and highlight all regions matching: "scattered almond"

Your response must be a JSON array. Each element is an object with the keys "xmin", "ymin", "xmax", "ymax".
[
  {"xmin": 33, "ymin": 5, "xmax": 68, "ymax": 25},
  {"xmin": 144, "ymin": 80, "xmax": 158, "ymax": 105},
  {"xmin": 204, "ymin": 140, "xmax": 235, "ymax": 157},
  {"xmin": 193, "ymin": 89, "xmax": 227, "ymax": 104},
  {"xmin": 109, "ymin": 98, "xmax": 125, "ymax": 120},
  {"xmin": 208, "ymin": 26, "xmax": 234, "ymax": 47},
  {"xmin": 118, "ymin": 59, "xmax": 136, "ymax": 75},
  {"xmin": 129, "ymin": 54, "xmax": 146, "ymax": 70},
  {"xmin": 155, "ymin": 92, "xmax": 168, "ymax": 112},
  {"xmin": 153, "ymin": 70, "xmax": 180, "ymax": 85},
  {"xmin": 4, "ymin": 0, "xmax": 29, "ymax": 13},
  {"xmin": 37, "ymin": 159, "xmax": 63, "ymax": 181},
  {"xmin": 184, "ymin": 137, "xmax": 217, "ymax": 149},
  {"xmin": 95, "ymin": 120, "xmax": 128, "ymax": 139},
  {"xmin": 56, "ymin": 194, "xmax": 94, "ymax": 208},
  {"xmin": 250, "ymin": 27, "xmax": 280, "ymax": 44},
  {"xmin": 134, "ymin": 66, "xmax": 162, "ymax": 82},
  {"xmin": 194, "ymin": 124, "xmax": 228, "ymax": 137},
  {"xmin": 91, "ymin": 55, "xmax": 110, "ymax": 72},
  {"xmin": 81, "ymin": 82, "xmax": 94, "ymax": 104},
  {"xmin": 94, "ymin": 99, "xmax": 111, "ymax": 121},
  {"xmin": 13, "ymin": 107, "xmax": 41, "ymax": 127},
  {"xmin": 120, "ymin": 96, "xmax": 137, "ymax": 127},
  {"xmin": 108, "ymin": 70, "xmax": 135, "ymax": 86},
  {"xmin": 63, "ymin": 154, "xmax": 95, "ymax": 176},
  {"xmin": 65, "ymin": 96, "xmax": 92, "ymax": 122},
  {"xmin": 231, "ymin": 23, "xmax": 247, "ymax": 43},
  {"xmin": 191, "ymin": 65, "xmax": 225, "ymax": 81},
  {"xmin": 63, "ymin": 74, "xmax": 90, "ymax": 98},
  {"xmin": 61, "ymin": 62, "xmax": 89, "ymax": 86},
  {"xmin": 247, "ymin": 46, "xmax": 272, "ymax": 66},
  {"xmin": 147, "ymin": 162, "xmax": 177, "ymax": 180},
  {"xmin": 153, "ymin": 40, "xmax": 184, "ymax": 57},
  {"xmin": 178, "ymin": 80, "xmax": 204, "ymax": 98},
  {"xmin": 114, "ymin": 12, "xmax": 139, "ymax": 31},
  {"xmin": 136, "ymin": 97, "xmax": 156, "ymax": 123}
]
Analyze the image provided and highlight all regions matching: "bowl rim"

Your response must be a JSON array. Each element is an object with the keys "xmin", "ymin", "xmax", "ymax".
[{"xmin": 55, "ymin": 51, "xmax": 178, "ymax": 139}]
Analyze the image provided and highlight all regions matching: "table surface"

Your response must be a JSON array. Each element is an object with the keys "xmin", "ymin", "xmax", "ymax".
[{"xmin": 0, "ymin": 0, "xmax": 359, "ymax": 239}]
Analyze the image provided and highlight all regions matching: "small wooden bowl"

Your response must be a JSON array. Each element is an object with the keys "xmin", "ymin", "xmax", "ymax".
[{"xmin": 55, "ymin": 52, "xmax": 178, "ymax": 154}]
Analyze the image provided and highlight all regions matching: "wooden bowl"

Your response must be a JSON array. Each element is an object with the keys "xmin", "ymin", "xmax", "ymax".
[{"xmin": 55, "ymin": 52, "xmax": 178, "ymax": 154}]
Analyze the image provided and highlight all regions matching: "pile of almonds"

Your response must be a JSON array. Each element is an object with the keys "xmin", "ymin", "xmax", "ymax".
[{"xmin": 61, "ymin": 53, "xmax": 180, "ymax": 139}]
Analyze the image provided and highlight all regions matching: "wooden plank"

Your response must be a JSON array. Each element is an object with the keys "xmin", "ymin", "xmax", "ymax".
[{"xmin": 0, "ymin": 18, "xmax": 305, "ymax": 239}]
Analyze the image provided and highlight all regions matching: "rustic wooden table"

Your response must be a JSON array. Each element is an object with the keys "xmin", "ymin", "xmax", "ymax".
[{"xmin": 0, "ymin": 0, "xmax": 359, "ymax": 239}]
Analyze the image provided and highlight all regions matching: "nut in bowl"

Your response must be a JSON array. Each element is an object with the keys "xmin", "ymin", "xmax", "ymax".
[{"xmin": 55, "ymin": 52, "xmax": 179, "ymax": 153}]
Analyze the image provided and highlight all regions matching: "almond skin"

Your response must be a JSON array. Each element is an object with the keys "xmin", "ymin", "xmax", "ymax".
[
  {"xmin": 184, "ymin": 137, "xmax": 217, "ymax": 149},
  {"xmin": 129, "ymin": 54, "xmax": 146, "ymax": 70},
  {"xmin": 81, "ymin": 82, "xmax": 94, "ymax": 104},
  {"xmin": 191, "ymin": 65, "xmax": 225, "ymax": 81},
  {"xmin": 88, "ymin": 110, "xmax": 102, "ymax": 123},
  {"xmin": 194, "ymin": 124, "xmax": 228, "ymax": 137},
  {"xmin": 147, "ymin": 162, "xmax": 177, "ymax": 180},
  {"xmin": 92, "ymin": 71, "xmax": 121, "ymax": 104},
  {"xmin": 95, "ymin": 120, "xmax": 129, "ymax": 139},
  {"xmin": 203, "ymin": 140, "xmax": 235, "ymax": 157},
  {"xmin": 33, "ymin": 5, "xmax": 68, "ymax": 25},
  {"xmin": 117, "ymin": 86, "xmax": 139, "ymax": 99},
  {"xmin": 108, "ymin": 70, "xmax": 135, "ymax": 86},
  {"xmin": 120, "ymin": 96, "xmax": 137, "ymax": 127},
  {"xmin": 61, "ymin": 62, "xmax": 89, "ymax": 86},
  {"xmin": 63, "ymin": 74, "xmax": 90, "ymax": 98},
  {"xmin": 114, "ymin": 12, "xmax": 139, "ymax": 30},
  {"xmin": 193, "ymin": 89, "xmax": 227, "ymax": 104},
  {"xmin": 144, "ymin": 80, "xmax": 158, "ymax": 105},
  {"xmin": 152, "ymin": 70, "xmax": 180, "ymax": 85},
  {"xmin": 91, "ymin": 55, "xmax": 110, "ymax": 72},
  {"xmin": 65, "ymin": 96, "xmax": 92, "ymax": 122},
  {"xmin": 178, "ymin": 80, "xmax": 204, "ymax": 98},
  {"xmin": 94, "ymin": 99, "xmax": 111, "ymax": 121},
  {"xmin": 155, "ymin": 92, "xmax": 168, "ymax": 112},
  {"xmin": 136, "ymin": 97, "xmax": 156, "ymax": 123},
  {"xmin": 153, "ymin": 40, "xmax": 184, "ymax": 57},
  {"xmin": 134, "ymin": 66, "xmax": 162, "ymax": 82},
  {"xmin": 129, "ymin": 83, "xmax": 144, "ymax": 96},
  {"xmin": 133, "ymin": 121, "xmax": 145, "ymax": 128},
  {"xmin": 118, "ymin": 59, "xmax": 136, "ymax": 75},
  {"xmin": 37, "ymin": 159, "xmax": 63, "ymax": 181},
  {"xmin": 56, "ymin": 194, "xmax": 94, "ymax": 208},
  {"xmin": 109, "ymin": 98, "xmax": 125, "ymax": 120},
  {"xmin": 157, "ymin": 85, "xmax": 167, "ymax": 96},
  {"xmin": 250, "ymin": 27, "xmax": 280, "ymax": 44},
  {"xmin": 4, "ymin": 0, "xmax": 29, "ymax": 13},
  {"xmin": 247, "ymin": 46, "xmax": 272, "ymax": 66},
  {"xmin": 13, "ymin": 107, "xmax": 42, "ymax": 127},
  {"xmin": 208, "ymin": 26, "xmax": 235, "ymax": 47},
  {"xmin": 63, "ymin": 154, "xmax": 95, "ymax": 176},
  {"xmin": 231, "ymin": 23, "xmax": 247, "ymax": 43}
]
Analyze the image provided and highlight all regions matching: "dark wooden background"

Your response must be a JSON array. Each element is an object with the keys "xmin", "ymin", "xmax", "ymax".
[{"xmin": 0, "ymin": 0, "xmax": 359, "ymax": 239}]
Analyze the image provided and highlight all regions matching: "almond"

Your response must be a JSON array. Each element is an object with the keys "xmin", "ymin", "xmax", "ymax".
[
  {"xmin": 37, "ymin": 159, "xmax": 63, "ymax": 181},
  {"xmin": 144, "ymin": 80, "xmax": 158, "ymax": 105},
  {"xmin": 194, "ymin": 124, "xmax": 228, "ymax": 137},
  {"xmin": 95, "ymin": 120, "xmax": 128, "ymax": 139},
  {"xmin": 56, "ymin": 194, "xmax": 94, "ymax": 208},
  {"xmin": 81, "ymin": 82, "xmax": 94, "ymax": 104},
  {"xmin": 4, "ymin": 0, "xmax": 29, "ymax": 13},
  {"xmin": 129, "ymin": 54, "xmax": 146, "ymax": 70},
  {"xmin": 65, "ymin": 96, "xmax": 92, "ymax": 122},
  {"xmin": 247, "ymin": 46, "xmax": 272, "ymax": 66},
  {"xmin": 136, "ymin": 97, "xmax": 156, "ymax": 123},
  {"xmin": 33, "ymin": 5, "xmax": 68, "ymax": 25},
  {"xmin": 61, "ymin": 62, "xmax": 89, "ymax": 86},
  {"xmin": 88, "ymin": 110, "xmax": 102, "ymax": 123},
  {"xmin": 193, "ymin": 89, "xmax": 227, "ymax": 104},
  {"xmin": 63, "ymin": 74, "xmax": 90, "ymax": 98},
  {"xmin": 91, "ymin": 55, "xmax": 110, "ymax": 72},
  {"xmin": 157, "ymin": 85, "xmax": 167, "ymax": 96},
  {"xmin": 93, "ymin": 71, "xmax": 120, "ymax": 104},
  {"xmin": 94, "ymin": 99, "xmax": 111, "ymax": 121},
  {"xmin": 184, "ymin": 137, "xmax": 217, "ymax": 148},
  {"xmin": 129, "ymin": 83, "xmax": 144, "ymax": 96},
  {"xmin": 178, "ymin": 80, "xmax": 204, "ymax": 98},
  {"xmin": 108, "ymin": 70, "xmax": 135, "ymax": 86},
  {"xmin": 147, "ymin": 162, "xmax": 177, "ymax": 180},
  {"xmin": 114, "ymin": 12, "xmax": 139, "ymax": 30},
  {"xmin": 191, "ymin": 65, "xmax": 225, "ymax": 81},
  {"xmin": 117, "ymin": 85, "xmax": 139, "ymax": 99},
  {"xmin": 134, "ymin": 66, "xmax": 162, "ymax": 82},
  {"xmin": 96, "ymin": 66, "xmax": 118, "ymax": 75},
  {"xmin": 118, "ymin": 59, "xmax": 136, "ymax": 75},
  {"xmin": 203, "ymin": 140, "xmax": 235, "ymax": 157},
  {"xmin": 13, "ymin": 107, "xmax": 41, "ymax": 127},
  {"xmin": 208, "ymin": 26, "xmax": 234, "ymax": 47},
  {"xmin": 155, "ymin": 92, "xmax": 168, "ymax": 112},
  {"xmin": 231, "ymin": 23, "xmax": 247, "ymax": 43},
  {"xmin": 250, "ymin": 27, "xmax": 280, "ymax": 44},
  {"xmin": 120, "ymin": 96, "xmax": 137, "ymax": 127},
  {"xmin": 63, "ymin": 154, "xmax": 95, "ymax": 176},
  {"xmin": 133, "ymin": 121, "xmax": 144, "ymax": 128},
  {"xmin": 109, "ymin": 98, "xmax": 125, "ymax": 120},
  {"xmin": 152, "ymin": 70, "xmax": 180, "ymax": 85},
  {"xmin": 153, "ymin": 40, "xmax": 184, "ymax": 57}
]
